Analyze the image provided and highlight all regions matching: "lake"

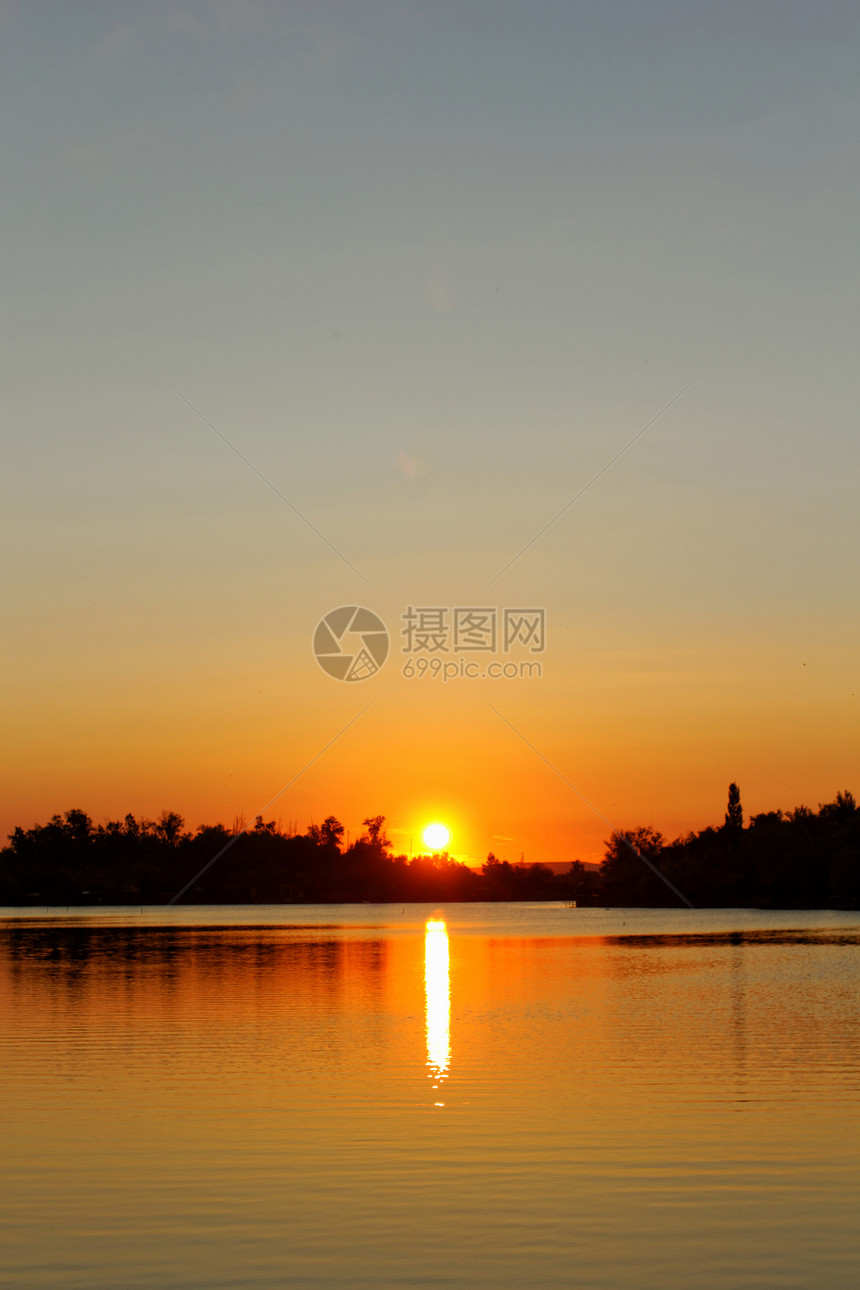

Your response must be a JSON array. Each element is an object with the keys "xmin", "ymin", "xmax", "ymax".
[{"xmin": 1, "ymin": 904, "xmax": 859, "ymax": 1288}]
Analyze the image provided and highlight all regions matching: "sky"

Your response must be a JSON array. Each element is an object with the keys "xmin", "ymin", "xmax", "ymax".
[{"xmin": 2, "ymin": 1, "xmax": 858, "ymax": 866}]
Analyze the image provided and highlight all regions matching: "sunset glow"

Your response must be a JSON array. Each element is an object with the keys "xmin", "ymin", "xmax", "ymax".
[
  {"xmin": 0, "ymin": 2, "xmax": 857, "ymax": 874},
  {"xmin": 422, "ymin": 823, "xmax": 451, "ymax": 852},
  {"xmin": 3, "ymin": 8, "xmax": 860, "ymax": 1290}
]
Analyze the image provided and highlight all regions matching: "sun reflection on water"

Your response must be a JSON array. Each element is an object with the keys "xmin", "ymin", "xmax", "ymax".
[{"xmin": 424, "ymin": 918, "xmax": 450, "ymax": 1095}]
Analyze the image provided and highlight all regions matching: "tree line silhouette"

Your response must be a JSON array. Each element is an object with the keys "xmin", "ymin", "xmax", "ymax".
[{"xmin": 1, "ymin": 785, "xmax": 858, "ymax": 907}]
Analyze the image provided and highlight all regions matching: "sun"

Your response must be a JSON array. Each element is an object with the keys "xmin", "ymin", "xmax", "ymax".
[{"xmin": 422, "ymin": 822, "xmax": 450, "ymax": 852}]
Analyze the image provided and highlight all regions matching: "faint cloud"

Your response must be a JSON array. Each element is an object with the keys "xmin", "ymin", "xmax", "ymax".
[
  {"xmin": 425, "ymin": 272, "xmax": 456, "ymax": 314},
  {"xmin": 397, "ymin": 451, "xmax": 432, "ymax": 481}
]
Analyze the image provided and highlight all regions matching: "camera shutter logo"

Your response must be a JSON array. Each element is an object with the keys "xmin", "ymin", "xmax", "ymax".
[{"xmin": 313, "ymin": 606, "xmax": 389, "ymax": 682}]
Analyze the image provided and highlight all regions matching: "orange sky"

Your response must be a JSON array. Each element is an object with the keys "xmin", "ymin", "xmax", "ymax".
[{"xmin": 3, "ymin": 569, "xmax": 856, "ymax": 865}]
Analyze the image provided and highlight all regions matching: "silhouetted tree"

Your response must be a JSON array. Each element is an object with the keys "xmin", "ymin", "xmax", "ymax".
[
  {"xmin": 155, "ymin": 811, "xmax": 186, "ymax": 846},
  {"xmin": 600, "ymin": 827, "xmax": 669, "ymax": 905},
  {"xmin": 321, "ymin": 816, "xmax": 344, "ymax": 850},
  {"xmin": 724, "ymin": 782, "xmax": 743, "ymax": 831},
  {"xmin": 360, "ymin": 815, "xmax": 389, "ymax": 852},
  {"xmin": 564, "ymin": 860, "xmax": 601, "ymax": 905},
  {"xmin": 3, "ymin": 788, "xmax": 858, "ymax": 907}
]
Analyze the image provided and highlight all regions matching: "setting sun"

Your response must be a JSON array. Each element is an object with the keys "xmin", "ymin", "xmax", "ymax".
[{"xmin": 422, "ymin": 822, "xmax": 450, "ymax": 852}]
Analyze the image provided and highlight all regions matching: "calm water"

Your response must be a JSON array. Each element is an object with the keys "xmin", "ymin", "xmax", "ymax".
[{"xmin": 1, "ymin": 904, "xmax": 859, "ymax": 1289}]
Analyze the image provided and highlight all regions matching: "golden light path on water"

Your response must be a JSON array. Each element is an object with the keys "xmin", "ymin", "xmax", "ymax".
[{"xmin": 424, "ymin": 918, "xmax": 450, "ymax": 1102}]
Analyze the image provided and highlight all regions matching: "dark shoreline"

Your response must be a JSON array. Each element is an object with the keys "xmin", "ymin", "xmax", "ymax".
[{"xmin": 3, "ymin": 788, "xmax": 858, "ymax": 909}]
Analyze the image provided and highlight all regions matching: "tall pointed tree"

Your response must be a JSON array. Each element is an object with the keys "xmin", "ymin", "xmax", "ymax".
[{"xmin": 724, "ymin": 782, "xmax": 743, "ymax": 831}]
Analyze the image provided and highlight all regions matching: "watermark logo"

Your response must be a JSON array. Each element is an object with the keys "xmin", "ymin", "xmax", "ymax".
[
  {"xmin": 402, "ymin": 606, "xmax": 545, "ymax": 655},
  {"xmin": 399, "ymin": 606, "xmax": 545, "ymax": 680},
  {"xmin": 313, "ymin": 604, "xmax": 546, "ymax": 682},
  {"xmin": 313, "ymin": 606, "xmax": 390, "ymax": 682}
]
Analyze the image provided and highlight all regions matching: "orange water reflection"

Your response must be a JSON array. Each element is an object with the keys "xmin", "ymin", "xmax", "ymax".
[
  {"xmin": 3, "ymin": 915, "xmax": 860, "ymax": 1290},
  {"xmin": 424, "ymin": 918, "xmax": 450, "ymax": 1093}
]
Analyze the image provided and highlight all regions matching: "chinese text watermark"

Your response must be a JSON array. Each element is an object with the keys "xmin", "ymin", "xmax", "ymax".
[{"xmin": 312, "ymin": 606, "xmax": 546, "ymax": 682}]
